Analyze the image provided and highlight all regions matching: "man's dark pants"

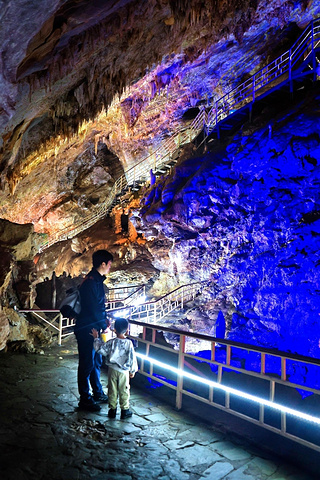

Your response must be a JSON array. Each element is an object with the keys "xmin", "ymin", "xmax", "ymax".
[{"xmin": 75, "ymin": 329, "xmax": 104, "ymax": 401}]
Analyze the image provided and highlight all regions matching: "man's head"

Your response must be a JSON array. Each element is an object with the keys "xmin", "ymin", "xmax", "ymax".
[
  {"xmin": 114, "ymin": 318, "xmax": 129, "ymax": 335},
  {"xmin": 92, "ymin": 250, "xmax": 113, "ymax": 275}
]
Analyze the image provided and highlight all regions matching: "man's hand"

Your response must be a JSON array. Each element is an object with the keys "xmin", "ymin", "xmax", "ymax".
[{"xmin": 91, "ymin": 328, "xmax": 99, "ymax": 339}]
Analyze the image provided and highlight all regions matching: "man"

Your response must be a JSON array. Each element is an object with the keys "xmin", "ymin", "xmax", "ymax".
[{"xmin": 74, "ymin": 249, "xmax": 113, "ymax": 411}]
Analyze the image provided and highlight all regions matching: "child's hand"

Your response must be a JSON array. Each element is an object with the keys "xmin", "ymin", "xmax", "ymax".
[
  {"xmin": 91, "ymin": 328, "xmax": 99, "ymax": 339},
  {"xmin": 129, "ymin": 372, "xmax": 135, "ymax": 378}
]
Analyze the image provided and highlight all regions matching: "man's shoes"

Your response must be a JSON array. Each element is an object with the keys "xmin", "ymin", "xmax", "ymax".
[
  {"xmin": 108, "ymin": 408, "xmax": 117, "ymax": 418},
  {"xmin": 121, "ymin": 409, "xmax": 133, "ymax": 419},
  {"xmin": 93, "ymin": 392, "xmax": 108, "ymax": 404},
  {"xmin": 78, "ymin": 397, "xmax": 101, "ymax": 412}
]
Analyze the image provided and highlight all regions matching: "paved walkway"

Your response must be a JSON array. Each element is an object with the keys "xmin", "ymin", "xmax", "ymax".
[{"xmin": 0, "ymin": 337, "xmax": 316, "ymax": 480}]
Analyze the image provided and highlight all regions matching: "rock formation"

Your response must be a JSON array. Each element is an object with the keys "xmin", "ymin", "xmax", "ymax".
[
  {"xmin": 133, "ymin": 88, "xmax": 320, "ymax": 357},
  {"xmin": 0, "ymin": 1, "xmax": 320, "ymax": 355}
]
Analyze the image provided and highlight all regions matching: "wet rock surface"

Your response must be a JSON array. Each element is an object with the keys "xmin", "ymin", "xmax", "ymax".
[
  {"xmin": 0, "ymin": 336, "xmax": 315, "ymax": 480},
  {"xmin": 135, "ymin": 89, "xmax": 320, "ymax": 358}
]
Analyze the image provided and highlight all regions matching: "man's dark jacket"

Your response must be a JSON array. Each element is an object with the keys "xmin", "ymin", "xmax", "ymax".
[{"xmin": 75, "ymin": 268, "xmax": 110, "ymax": 333}]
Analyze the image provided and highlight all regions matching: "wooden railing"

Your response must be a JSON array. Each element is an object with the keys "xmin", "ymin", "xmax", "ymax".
[{"xmin": 130, "ymin": 319, "xmax": 320, "ymax": 452}]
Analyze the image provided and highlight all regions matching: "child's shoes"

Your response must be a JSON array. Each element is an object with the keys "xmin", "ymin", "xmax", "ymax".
[{"xmin": 121, "ymin": 409, "xmax": 133, "ymax": 419}]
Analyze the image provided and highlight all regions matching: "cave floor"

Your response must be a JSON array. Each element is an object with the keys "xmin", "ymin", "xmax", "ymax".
[{"xmin": 0, "ymin": 336, "xmax": 316, "ymax": 480}]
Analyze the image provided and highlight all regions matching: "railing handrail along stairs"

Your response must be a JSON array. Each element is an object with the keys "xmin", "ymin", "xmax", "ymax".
[
  {"xmin": 38, "ymin": 18, "xmax": 320, "ymax": 252},
  {"xmin": 16, "ymin": 284, "xmax": 145, "ymax": 345},
  {"xmin": 18, "ymin": 280, "xmax": 205, "ymax": 344}
]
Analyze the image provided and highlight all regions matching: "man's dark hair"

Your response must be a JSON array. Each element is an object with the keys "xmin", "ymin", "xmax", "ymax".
[
  {"xmin": 92, "ymin": 250, "xmax": 113, "ymax": 268},
  {"xmin": 114, "ymin": 318, "xmax": 129, "ymax": 335}
]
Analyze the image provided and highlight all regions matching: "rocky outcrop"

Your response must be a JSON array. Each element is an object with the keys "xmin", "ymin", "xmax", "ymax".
[
  {"xmin": 0, "ymin": 219, "xmax": 37, "ymax": 261},
  {"xmin": 0, "ymin": 220, "xmax": 40, "ymax": 350},
  {"xmin": 133, "ymin": 88, "xmax": 320, "ymax": 358},
  {"xmin": 1, "ymin": 0, "xmax": 320, "ymax": 358},
  {"xmin": 0, "ymin": 1, "xmax": 319, "ymax": 241}
]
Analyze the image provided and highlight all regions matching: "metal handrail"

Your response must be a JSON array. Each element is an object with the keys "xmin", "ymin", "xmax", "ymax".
[
  {"xmin": 206, "ymin": 18, "xmax": 320, "ymax": 134},
  {"xmin": 38, "ymin": 18, "xmax": 320, "ymax": 251},
  {"xmin": 106, "ymin": 285, "xmax": 146, "ymax": 309},
  {"xmin": 18, "ymin": 281, "xmax": 205, "ymax": 344},
  {"xmin": 128, "ymin": 281, "xmax": 203, "ymax": 323},
  {"xmin": 108, "ymin": 284, "xmax": 144, "ymax": 297},
  {"xmin": 130, "ymin": 319, "xmax": 320, "ymax": 452}
]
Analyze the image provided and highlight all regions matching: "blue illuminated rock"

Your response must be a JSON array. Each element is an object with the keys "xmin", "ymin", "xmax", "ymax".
[{"xmin": 138, "ymin": 92, "xmax": 320, "ymax": 358}]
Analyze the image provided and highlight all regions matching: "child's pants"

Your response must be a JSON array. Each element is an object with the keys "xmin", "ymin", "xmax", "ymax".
[{"xmin": 108, "ymin": 367, "xmax": 130, "ymax": 410}]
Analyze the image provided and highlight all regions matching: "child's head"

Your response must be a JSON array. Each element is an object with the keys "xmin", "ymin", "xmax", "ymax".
[{"xmin": 114, "ymin": 317, "xmax": 129, "ymax": 335}]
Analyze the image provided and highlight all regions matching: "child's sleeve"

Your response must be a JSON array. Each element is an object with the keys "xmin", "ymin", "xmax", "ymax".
[
  {"xmin": 129, "ymin": 341, "xmax": 138, "ymax": 374},
  {"xmin": 93, "ymin": 338, "xmax": 110, "ymax": 356}
]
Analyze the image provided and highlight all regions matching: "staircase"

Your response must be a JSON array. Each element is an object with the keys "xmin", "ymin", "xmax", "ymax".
[
  {"xmin": 38, "ymin": 18, "xmax": 320, "ymax": 252},
  {"xmin": 18, "ymin": 281, "xmax": 206, "ymax": 344},
  {"xmin": 203, "ymin": 19, "xmax": 320, "ymax": 139},
  {"xmin": 109, "ymin": 281, "xmax": 205, "ymax": 325}
]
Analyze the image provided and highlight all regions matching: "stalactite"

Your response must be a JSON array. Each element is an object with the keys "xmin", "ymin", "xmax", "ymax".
[{"xmin": 8, "ymin": 0, "xmax": 260, "ymax": 181}]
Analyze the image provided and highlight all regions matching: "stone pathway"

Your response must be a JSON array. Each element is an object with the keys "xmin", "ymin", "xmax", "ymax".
[{"xmin": 0, "ymin": 338, "xmax": 316, "ymax": 480}]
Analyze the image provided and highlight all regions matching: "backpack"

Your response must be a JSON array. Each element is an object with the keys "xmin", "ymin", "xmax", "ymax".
[{"xmin": 59, "ymin": 287, "xmax": 81, "ymax": 318}]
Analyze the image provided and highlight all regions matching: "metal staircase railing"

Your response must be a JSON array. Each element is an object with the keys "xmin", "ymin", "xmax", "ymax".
[
  {"xmin": 17, "ymin": 281, "xmax": 205, "ymax": 344},
  {"xmin": 205, "ymin": 18, "xmax": 320, "ymax": 136},
  {"xmin": 106, "ymin": 284, "xmax": 146, "ymax": 310},
  {"xmin": 38, "ymin": 18, "xmax": 320, "ymax": 251},
  {"xmin": 38, "ymin": 111, "xmax": 206, "ymax": 251},
  {"xmin": 127, "ymin": 281, "xmax": 203, "ymax": 323}
]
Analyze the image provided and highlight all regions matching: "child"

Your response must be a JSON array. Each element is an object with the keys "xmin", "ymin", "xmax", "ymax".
[{"xmin": 91, "ymin": 318, "xmax": 138, "ymax": 419}]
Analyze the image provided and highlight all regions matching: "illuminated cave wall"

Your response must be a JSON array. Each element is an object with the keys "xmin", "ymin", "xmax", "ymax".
[{"xmin": 135, "ymin": 91, "xmax": 320, "ymax": 358}]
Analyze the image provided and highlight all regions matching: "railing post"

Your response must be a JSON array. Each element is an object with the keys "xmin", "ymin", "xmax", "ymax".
[
  {"xmin": 176, "ymin": 334, "xmax": 185, "ymax": 410},
  {"xmin": 215, "ymin": 101, "xmax": 220, "ymax": 140},
  {"xmin": 140, "ymin": 326, "xmax": 147, "ymax": 373},
  {"xmin": 260, "ymin": 353, "xmax": 266, "ymax": 374},
  {"xmin": 289, "ymin": 48, "xmax": 293, "ymax": 97},
  {"xmin": 270, "ymin": 380, "xmax": 275, "ymax": 401},
  {"xmin": 281, "ymin": 357, "xmax": 287, "ymax": 381},
  {"xmin": 252, "ymin": 75, "xmax": 255, "ymax": 103},
  {"xmin": 226, "ymin": 345, "xmax": 231, "ymax": 366},
  {"xmin": 58, "ymin": 313, "xmax": 63, "ymax": 346},
  {"xmin": 281, "ymin": 411, "xmax": 287, "ymax": 434},
  {"xmin": 311, "ymin": 21, "xmax": 316, "ymax": 82}
]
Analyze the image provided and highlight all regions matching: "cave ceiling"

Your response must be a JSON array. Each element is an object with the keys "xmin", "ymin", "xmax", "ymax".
[{"xmin": 0, "ymin": 0, "xmax": 319, "ymax": 240}]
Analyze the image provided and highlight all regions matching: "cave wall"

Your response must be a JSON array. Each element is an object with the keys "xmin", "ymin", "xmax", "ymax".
[
  {"xmin": 2, "ymin": 1, "xmax": 320, "ymax": 357},
  {"xmin": 134, "ymin": 88, "xmax": 320, "ymax": 358},
  {"xmin": 1, "ymin": 0, "xmax": 320, "ymax": 243},
  {"xmin": 0, "ymin": 219, "xmax": 44, "ymax": 351}
]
